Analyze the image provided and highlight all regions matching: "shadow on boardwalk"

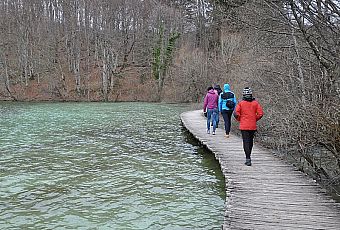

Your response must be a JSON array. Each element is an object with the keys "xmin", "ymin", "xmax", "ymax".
[{"xmin": 181, "ymin": 110, "xmax": 340, "ymax": 230}]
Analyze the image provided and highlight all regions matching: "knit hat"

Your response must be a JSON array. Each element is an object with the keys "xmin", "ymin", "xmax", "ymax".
[
  {"xmin": 242, "ymin": 87, "xmax": 253, "ymax": 101},
  {"xmin": 242, "ymin": 87, "xmax": 252, "ymax": 95}
]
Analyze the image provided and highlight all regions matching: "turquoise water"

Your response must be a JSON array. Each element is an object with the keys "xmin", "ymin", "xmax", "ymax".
[{"xmin": 0, "ymin": 102, "xmax": 225, "ymax": 229}]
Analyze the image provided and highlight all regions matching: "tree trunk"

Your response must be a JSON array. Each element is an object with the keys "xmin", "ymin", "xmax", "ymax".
[{"xmin": 291, "ymin": 28, "xmax": 306, "ymax": 107}]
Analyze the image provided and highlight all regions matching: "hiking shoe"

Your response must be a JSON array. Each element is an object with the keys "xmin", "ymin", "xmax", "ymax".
[
  {"xmin": 212, "ymin": 131, "xmax": 216, "ymax": 135},
  {"xmin": 244, "ymin": 159, "xmax": 252, "ymax": 166},
  {"xmin": 207, "ymin": 130, "xmax": 210, "ymax": 134}
]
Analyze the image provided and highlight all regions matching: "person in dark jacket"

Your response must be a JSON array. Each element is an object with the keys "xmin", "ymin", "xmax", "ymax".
[
  {"xmin": 214, "ymin": 84, "xmax": 223, "ymax": 95},
  {"xmin": 203, "ymin": 86, "xmax": 219, "ymax": 135},
  {"xmin": 234, "ymin": 87, "xmax": 264, "ymax": 166},
  {"xmin": 219, "ymin": 84, "xmax": 237, "ymax": 138}
]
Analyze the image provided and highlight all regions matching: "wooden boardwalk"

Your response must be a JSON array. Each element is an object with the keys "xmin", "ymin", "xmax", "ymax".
[{"xmin": 180, "ymin": 110, "xmax": 340, "ymax": 230}]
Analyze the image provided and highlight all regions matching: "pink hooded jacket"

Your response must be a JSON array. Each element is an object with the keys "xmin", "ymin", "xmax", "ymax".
[{"xmin": 203, "ymin": 89, "xmax": 219, "ymax": 111}]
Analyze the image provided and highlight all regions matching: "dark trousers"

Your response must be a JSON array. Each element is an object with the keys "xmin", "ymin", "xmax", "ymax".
[
  {"xmin": 241, "ymin": 130, "xmax": 256, "ymax": 159},
  {"xmin": 221, "ymin": 110, "xmax": 233, "ymax": 134}
]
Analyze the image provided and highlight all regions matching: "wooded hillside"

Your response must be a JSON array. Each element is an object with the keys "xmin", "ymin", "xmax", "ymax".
[{"xmin": 0, "ymin": 0, "xmax": 339, "ymax": 198}]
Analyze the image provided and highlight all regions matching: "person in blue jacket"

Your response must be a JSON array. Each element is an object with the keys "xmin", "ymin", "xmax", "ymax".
[{"xmin": 219, "ymin": 84, "xmax": 237, "ymax": 138}]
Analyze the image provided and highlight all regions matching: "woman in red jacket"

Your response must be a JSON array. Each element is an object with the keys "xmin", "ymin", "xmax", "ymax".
[{"xmin": 234, "ymin": 87, "xmax": 264, "ymax": 166}]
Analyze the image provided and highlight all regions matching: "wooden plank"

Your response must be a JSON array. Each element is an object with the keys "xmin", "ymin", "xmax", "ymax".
[{"xmin": 181, "ymin": 110, "xmax": 340, "ymax": 229}]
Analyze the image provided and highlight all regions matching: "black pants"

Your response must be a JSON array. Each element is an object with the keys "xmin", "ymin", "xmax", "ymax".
[
  {"xmin": 241, "ymin": 130, "xmax": 256, "ymax": 159},
  {"xmin": 221, "ymin": 110, "xmax": 233, "ymax": 134}
]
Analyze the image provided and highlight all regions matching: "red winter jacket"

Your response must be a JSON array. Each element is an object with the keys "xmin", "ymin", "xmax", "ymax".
[{"xmin": 234, "ymin": 99, "xmax": 263, "ymax": 130}]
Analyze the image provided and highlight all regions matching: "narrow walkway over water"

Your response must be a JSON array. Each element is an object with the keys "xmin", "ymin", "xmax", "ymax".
[{"xmin": 181, "ymin": 110, "xmax": 340, "ymax": 230}]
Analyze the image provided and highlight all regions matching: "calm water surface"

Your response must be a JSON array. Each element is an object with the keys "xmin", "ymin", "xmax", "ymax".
[{"xmin": 0, "ymin": 102, "xmax": 225, "ymax": 229}]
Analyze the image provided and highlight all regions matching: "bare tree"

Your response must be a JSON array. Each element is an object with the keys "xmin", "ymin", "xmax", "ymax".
[{"xmin": 210, "ymin": 0, "xmax": 340, "ymax": 191}]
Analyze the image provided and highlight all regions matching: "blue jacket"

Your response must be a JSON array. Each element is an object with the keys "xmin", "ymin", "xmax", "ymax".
[{"xmin": 219, "ymin": 84, "xmax": 237, "ymax": 111}]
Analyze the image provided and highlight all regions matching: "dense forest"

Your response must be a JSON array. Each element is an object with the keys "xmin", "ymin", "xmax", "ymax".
[{"xmin": 0, "ymin": 0, "xmax": 339, "ymax": 196}]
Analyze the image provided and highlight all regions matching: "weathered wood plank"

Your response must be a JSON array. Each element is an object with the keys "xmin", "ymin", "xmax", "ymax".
[{"xmin": 181, "ymin": 110, "xmax": 340, "ymax": 230}]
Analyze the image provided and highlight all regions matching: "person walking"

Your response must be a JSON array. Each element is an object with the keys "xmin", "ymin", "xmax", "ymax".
[
  {"xmin": 219, "ymin": 84, "xmax": 237, "ymax": 138},
  {"xmin": 203, "ymin": 86, "xmax": 219, "ymax": 135},
  {"xmin": 214, "ymin": 84, "xmax": 223, "ymax": 95},
  {"xmin": 234, "ymin": 87, "xmax": 264, "ymax": 166},
  {"xmin": 213, "ymin": 85, "xmax": 223, "ymax": 128}
]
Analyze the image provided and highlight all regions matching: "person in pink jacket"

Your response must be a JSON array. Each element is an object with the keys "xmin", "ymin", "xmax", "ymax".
[{"xmin": 203, "ymin": 86, "xmax": 219, "ymax": 135}]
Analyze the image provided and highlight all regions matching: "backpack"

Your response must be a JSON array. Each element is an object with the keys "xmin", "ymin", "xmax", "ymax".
[
  {"xmin": 226, "ymin": 100, "xmax": 235, "ymax": 109},
  {"xmin": 221, "ymin": 92, "xmax": 235, "ymax": 109}
]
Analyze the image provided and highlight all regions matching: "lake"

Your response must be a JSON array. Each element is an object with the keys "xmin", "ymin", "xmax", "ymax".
[{"xmin": 0, "ymin": 102, "xmax": 225, "ymax": 229}]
